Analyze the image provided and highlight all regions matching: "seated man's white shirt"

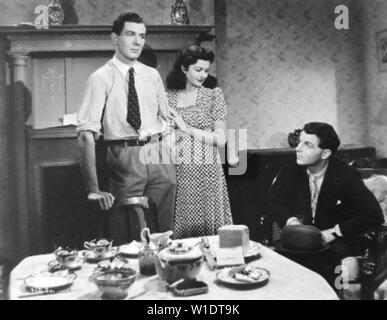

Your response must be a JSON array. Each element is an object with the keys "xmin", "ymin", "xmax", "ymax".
[{"xmin": 285, "ymin": 163, "xmax": 342, "ymax": 237}]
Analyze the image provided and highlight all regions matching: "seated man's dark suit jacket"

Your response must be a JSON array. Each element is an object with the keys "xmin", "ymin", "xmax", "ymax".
[{"xmin": 268, "ymin": 156, "xmax": 384, "ymax": 258}]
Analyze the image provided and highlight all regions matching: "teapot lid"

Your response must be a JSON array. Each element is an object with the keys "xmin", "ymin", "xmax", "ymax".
[{"xmin": 159, "ymin": 242, "xmax": 202, "ymax": 262}]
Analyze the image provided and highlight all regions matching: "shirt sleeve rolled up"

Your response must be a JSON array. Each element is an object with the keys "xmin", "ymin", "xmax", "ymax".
[{"xmin": 77, "ymin": 72, "xmax": 108, "ymax": 137}]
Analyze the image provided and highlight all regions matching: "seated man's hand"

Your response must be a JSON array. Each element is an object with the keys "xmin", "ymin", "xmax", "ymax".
[
  {"xmin": 87, "ymin": 191, "xmax": 115, "ymax": 210},
  {"xmin": 286, "ymin": 217, "xmax": 303, "ymax": 226},
  {"xmin": 321, "ymin": 229, "xmax": 336, "ymax": 244}
]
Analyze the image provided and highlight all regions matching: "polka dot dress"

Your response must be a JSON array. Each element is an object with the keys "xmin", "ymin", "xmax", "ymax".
[{"xmin": 167, "ymin": 87, "xmax": 233, "ymax": 239}]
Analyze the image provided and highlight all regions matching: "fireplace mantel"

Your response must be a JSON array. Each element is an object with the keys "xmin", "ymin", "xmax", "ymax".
[{"xmin": 0, "ymin": 24, "xmax": 214, "ymax": 53}]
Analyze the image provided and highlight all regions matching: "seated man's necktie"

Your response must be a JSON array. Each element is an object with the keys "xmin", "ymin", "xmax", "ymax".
[
  {"xmin": 310, "ymin": 176, "xmax": 320, "ymax": 223},
  {"xmin": 127, "ymin": 67, "xmax": 141, "ymax": 130}
]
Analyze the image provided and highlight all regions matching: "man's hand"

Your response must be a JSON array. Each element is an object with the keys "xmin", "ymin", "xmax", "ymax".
[
  {"xmin": 321, "ymin": 229, "xmax": 336, "ymax": 244},
  {"xmin": 286, "ymin": 217, "xmax": 303, "ymax": 226},
  {"xmin": 87, "ymin": 191, "xmax": 115, "ymax": 210}
]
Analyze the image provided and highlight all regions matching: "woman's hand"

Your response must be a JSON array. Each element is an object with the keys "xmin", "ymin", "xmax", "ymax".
[
  {"xmin": 170, "ymin": 109, "xmax": 189, "ymax": 133},
  {"xmin": 162, "ymin": 117, "xmax": 176, "ymax": 136}
]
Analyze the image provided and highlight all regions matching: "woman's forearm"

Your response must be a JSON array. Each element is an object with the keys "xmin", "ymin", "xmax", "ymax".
[{"xmin": 184, "ymin": 126, "xmax": 226, "ymax": 147}]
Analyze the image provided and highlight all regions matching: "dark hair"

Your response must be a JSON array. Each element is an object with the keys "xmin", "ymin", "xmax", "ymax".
[
  {"xmin": 166, "ymin": 46, "xmax": 215, "ymax": 90},
  {"xmin": 203, "ymin": 74, "xmax": 218, "ymax": 89},
  {"xmin": 302, "ymin": 122, "xmax": 341, "ymax": 153},
  {"xmin": 112, "ymin": 12, "xmax": 145, "ymax": 35}
]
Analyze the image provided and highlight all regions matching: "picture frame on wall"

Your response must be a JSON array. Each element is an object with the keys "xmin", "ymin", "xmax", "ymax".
[{"xmin": 376, "ymin": 29, "xmax": 387, "ymax": 72}]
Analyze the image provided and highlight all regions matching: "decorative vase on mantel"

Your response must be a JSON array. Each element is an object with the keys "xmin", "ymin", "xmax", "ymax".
[
  {"xmin": 171, "ymin": 0, "xmax": 189, "ymax": 25},
  {"xmin": 48, "ymin": 0, "xmax": 65, "ymax": 25},
  {"xmin": 288, "ymin": 128, "xmax": 302, "ymax": 148}
]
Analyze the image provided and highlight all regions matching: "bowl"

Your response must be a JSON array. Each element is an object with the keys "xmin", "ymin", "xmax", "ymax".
[{"xmin": 91, "ymin": 268, "xmax": 136, "ymax": 299}]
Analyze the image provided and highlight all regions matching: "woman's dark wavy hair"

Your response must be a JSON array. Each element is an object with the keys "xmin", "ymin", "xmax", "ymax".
[{"xmin": 166, "ymin": 46, "xmax": 215, "ymax": 90}]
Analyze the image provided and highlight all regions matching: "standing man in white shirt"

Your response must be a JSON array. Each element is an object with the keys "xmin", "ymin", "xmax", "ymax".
[{"xmin": 77, "ymin": 12, "xmax": 176, "ymax": 244}]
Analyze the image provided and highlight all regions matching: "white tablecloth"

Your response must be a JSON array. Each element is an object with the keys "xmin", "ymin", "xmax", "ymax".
[{"xmin": 9, "ymin": 237, "xmax": 338, "ymax": 300}]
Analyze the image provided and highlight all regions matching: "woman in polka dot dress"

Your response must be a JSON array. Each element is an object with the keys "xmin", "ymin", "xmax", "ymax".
[{"xmin": 166, "ymin": 46, "xmax": 233, "ymax": 239}]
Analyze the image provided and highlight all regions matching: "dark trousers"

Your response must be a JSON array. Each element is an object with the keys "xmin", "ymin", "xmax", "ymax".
[{"xmin": 106, "ymin": 140, "xmax": 176, "ymax": 245}]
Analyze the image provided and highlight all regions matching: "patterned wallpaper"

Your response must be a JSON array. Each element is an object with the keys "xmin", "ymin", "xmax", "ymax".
[
  {"xmin": 0, "ymin": 0, "xmax": 213, "ymax": 25},
  {"xmin": 362, "ymin": 1, "xmax": 387, "ymax": 158},
  {"xmin": 215, "ymin": 0, "xmax": 368, "ymax": 150}
]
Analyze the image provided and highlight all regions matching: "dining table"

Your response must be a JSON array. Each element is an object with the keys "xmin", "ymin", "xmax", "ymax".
[{"xmin": 9, "ymin": 236, "xmax": 339, "ymax": 300}]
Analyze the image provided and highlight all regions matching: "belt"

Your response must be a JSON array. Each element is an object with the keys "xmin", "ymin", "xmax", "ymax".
[{"xmin": 105, "ymin": 134, "xmax": 162, "ymax": 147}]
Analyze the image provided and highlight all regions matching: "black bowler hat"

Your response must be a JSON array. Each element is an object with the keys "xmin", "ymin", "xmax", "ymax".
[{"xmin": 275, "ymin": 225, "xmax": 329, "ymax": 254}]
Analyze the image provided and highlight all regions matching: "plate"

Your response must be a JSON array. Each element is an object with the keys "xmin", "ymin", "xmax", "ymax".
[
  {"xmin": 216, "ymin": 265, "xmax": 270, "ymax": 289},
  {"xmin": 24, "ymin": 271, "xmax": 77, "ymax": 292},
  {"xmin": 80, "ymin": 248, "xmax": 117, "ymax": 262},
  {"xmin": 118, "ymin": 241, "xmax": 142, "ymax": 257}
]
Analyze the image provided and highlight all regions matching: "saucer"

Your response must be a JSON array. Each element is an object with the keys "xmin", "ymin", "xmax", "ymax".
[
  {"xmin": 80, "ymin": 248, "xmax": 117, "ymax": 262},
  {"xmin": 48, "ymin": 257, "xmax": 83, "ymax": 272}
]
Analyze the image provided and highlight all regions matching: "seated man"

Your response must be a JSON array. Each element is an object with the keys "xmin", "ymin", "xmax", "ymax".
[{"xmin": 268, "ymin": 122, "xmax": 384, "ymax": 288}]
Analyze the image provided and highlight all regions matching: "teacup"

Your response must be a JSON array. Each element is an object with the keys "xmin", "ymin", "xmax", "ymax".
[
  {"xmin": 55, "ymin": 248, "xmax": 78, "ymax": 263},
  {"xmin": 84, "ymin": 239, "xmax": 113, "ymax": 258},
  {"xmin": 54, "ymin": 248, "xmax": 83, "ymax": 269}
]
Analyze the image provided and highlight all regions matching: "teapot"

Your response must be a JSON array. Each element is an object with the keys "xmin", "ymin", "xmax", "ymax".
[{"xmin": 154, "ymin": 241, "xmax": 203, "ymax": 284}]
